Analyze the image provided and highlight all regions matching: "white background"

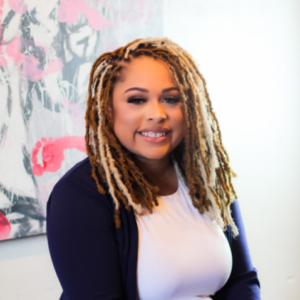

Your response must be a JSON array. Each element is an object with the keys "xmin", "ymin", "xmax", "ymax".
[
  {"xmin": 164, "ymin": 0, "xmax": 300, "ymax": 299},
  {"xmin": 0, "ymin": 1, "xmax": 299, "ymax": 299}
]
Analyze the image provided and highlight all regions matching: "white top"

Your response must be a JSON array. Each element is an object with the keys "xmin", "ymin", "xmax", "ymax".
[{"xmin": 135, "ymin": 176, "xmax": 232, "ymax": 300}]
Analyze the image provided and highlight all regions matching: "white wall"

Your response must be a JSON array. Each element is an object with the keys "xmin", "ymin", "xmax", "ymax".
[
  {"xmin": 0, "ymin": 235, "xmax": 62, "ymax": 299},
  {"xmin": 164, "ymin": 0, "xmax": 300, "ymax": 299},
  {"xmin": 1, "ymin": 1, "xmax": 299, "ymax": 299}
]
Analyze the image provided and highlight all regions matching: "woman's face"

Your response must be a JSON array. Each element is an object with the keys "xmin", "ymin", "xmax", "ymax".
[{"xmin": 110, "ymin": 56, "xmax": 186, "ymax": 162}]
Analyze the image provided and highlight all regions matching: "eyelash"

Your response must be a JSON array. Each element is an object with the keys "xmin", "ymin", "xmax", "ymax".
[{"xmin": 127, "ymin": 96, "xmax": 180, "ymax": 105}]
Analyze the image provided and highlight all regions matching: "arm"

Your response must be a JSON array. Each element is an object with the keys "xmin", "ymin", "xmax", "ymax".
[
  {"xmin": 213, "ymin": 200, "xmax": 261, "ymax": 300},
  {"xmin": 47, "ymin": 174, "xmax": 125, "ymax": 300}
]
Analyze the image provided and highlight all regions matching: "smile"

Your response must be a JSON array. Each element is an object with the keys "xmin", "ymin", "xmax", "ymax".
[
  {"xmin": 140, "ymin": 132, "xmax": 167, "ymax": 137},
  {"xmin": 137, "ymin": 131, "xmax": 171, "ymax": 144}
]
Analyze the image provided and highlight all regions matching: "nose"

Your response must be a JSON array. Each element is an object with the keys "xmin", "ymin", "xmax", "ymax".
[{"xmin": 146, "ymin": 98, "xmax": 167, "ymax": 122}]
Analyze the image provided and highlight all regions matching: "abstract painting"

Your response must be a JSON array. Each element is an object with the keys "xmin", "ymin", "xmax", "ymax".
[{"xmin": 0, "ymin": 0, "xmax": 163, "ymax": 240}]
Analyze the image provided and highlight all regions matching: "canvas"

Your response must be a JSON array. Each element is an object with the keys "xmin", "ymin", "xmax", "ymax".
[{"xmin": 0, "ymin": 0, "xmax": 163, "ymax": 240}]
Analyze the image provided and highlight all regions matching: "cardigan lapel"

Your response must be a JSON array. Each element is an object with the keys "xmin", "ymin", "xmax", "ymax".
[{"xmin": 116, "ymin": 203, "xmax": 139, "ymax": 300}]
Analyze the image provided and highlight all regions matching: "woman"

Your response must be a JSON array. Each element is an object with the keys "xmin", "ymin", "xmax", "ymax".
[{"xmin": 47, "ymin": 37, "xmax": 261, "ymax": 300}]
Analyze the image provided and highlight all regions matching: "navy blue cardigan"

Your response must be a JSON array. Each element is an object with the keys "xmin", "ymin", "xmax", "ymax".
[{"xmin": 47, "ymin": 158, "xmax": 261, "ymax": 300}]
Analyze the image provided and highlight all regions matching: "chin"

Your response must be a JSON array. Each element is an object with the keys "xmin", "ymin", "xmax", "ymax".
[{"xmin": 135, "ymin": 150, "xmax": 170, "ymax": 161}]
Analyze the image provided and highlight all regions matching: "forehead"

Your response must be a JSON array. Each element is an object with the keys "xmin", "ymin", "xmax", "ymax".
[{"xmin": 116, "ymin": 56, "xmax": 176, "ymax": 88}]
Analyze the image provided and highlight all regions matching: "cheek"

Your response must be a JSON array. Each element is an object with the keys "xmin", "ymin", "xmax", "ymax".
[
  {"xmin": 113, "ymin": 106, "xmax": 140, "ymax": 143},
  {"xmin": 171, "ymin": 109, "xmax": 186, "ymax": 137}
]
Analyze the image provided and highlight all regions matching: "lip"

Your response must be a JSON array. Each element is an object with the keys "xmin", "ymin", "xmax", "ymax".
[
  {"xmin": 138, "ymin": 127, "xmax": 171, "ymax": 134},
  {"xmin": 137, "ymin": 129, "xmax": 171, "ymax": 144}
]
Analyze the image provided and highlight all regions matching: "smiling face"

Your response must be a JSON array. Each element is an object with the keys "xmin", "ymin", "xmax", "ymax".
[{"xmin": 109, "ymin": 56, "xmax": 186, "ymax": 163}]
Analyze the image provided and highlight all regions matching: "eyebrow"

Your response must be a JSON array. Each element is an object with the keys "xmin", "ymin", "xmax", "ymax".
[{"xmin": 123, "ymin": 87, "xmax": 179, "ymax": 94}]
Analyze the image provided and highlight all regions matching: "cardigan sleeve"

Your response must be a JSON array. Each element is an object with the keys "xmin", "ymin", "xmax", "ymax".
[
  {"xmin": 46, "ymin": 169, "xmax": 126, "ymax": 300},
  {"xmin": 213, "ymin": 200, "xmax": 261, "ymax": 300}
]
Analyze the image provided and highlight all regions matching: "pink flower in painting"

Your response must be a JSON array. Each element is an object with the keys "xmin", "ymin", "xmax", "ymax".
[
  {"xmin": 8, "ymin": 0, "xmax": 27, "ymax": 14},
  {"xmin": 6, "ymin": 37, "xmax": 23, "ymax": 64},
  {"xmin": 58, "ymin": 0, "xmax": 113, "ymax": 30},
  {"xmin": 6, "ymin": 37, "xmax": 63, "ymax": 82},
  {"xmin": 31, "ymin": 136, "xmax": 86, "ymax": 176},
  {"xmin": 22, "ymin": 56, "xmax": 63, "ymax": 82}
]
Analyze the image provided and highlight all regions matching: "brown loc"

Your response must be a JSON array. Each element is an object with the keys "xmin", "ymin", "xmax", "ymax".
[{"xmin": 85, "ymin": 38, "xmax": 239, "ymax": 236}]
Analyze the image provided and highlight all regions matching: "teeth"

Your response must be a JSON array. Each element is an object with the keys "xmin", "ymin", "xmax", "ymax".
[{"xmin": 141, "ymin": 132, "xmax": 167, "ymax": 137}]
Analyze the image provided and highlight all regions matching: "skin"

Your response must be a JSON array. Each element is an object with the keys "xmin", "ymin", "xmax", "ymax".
[{"xmin": 109, "ymin": 56, "xmax": 186, "ymax": 195}]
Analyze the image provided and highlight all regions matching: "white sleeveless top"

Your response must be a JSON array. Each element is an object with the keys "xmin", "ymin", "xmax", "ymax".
[{"xmin": 135, "ymin": 176, "xmax": 232, "ymax": 300}]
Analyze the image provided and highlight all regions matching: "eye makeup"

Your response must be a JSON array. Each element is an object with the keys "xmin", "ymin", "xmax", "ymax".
[{"xmin": 127, "ymin": 95, "xmax": 181, "ymax": 105}]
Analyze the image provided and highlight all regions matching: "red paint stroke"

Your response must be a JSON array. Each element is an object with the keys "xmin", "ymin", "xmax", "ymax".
[
  {"xmin": 31, "ymin": 136, "xmax": 86, "ymax": 176},
  {"xmin": 58, "ymin": 0, "xmax": 113, "ymax": 31},
  {"xmin": 0, "ymin": 212, "xmax": 11, "ymax": 240},
  {"xmin": 5, "ymin": 37, "xmax": 63, "ymax": 81},
  {"xmin": 8, "ymin": 0, "xmax": 27, "ymax": 14}
]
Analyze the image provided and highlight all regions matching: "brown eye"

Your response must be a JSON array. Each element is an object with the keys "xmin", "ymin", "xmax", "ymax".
[
  {"xmin": 163, "ymin": 96, "xmax": 180, "ymax": 104},
  {"xmin": 127, "ymin": 97, "xmax": 146, "ymax": 104}
]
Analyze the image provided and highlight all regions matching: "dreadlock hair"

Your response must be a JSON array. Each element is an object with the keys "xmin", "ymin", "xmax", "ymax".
[{"xmin": 85, "ymin": 37, "xmax": 239, "ymax": 236}]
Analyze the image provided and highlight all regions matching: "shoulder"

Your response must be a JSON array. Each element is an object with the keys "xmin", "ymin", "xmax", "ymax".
[
  {"xmin": 47, "ymin": 157, "xmax": 114, "ymax": 227},
  {"xmin": 55, "ymin": 157, "xmax": 99, "ymax": 191},
  {"xmin": 46, "ymin": 159, "xmax": 125, "ymax": 300}
]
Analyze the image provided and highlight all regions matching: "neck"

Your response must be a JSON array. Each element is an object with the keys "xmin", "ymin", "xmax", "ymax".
[
  {"xmin": 133, "ymin": 153, "xmax": 179, "ymax": 196},
  {"xmin": 134, "ymin": 154, "xmax": 173, "ymax": 182}
]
